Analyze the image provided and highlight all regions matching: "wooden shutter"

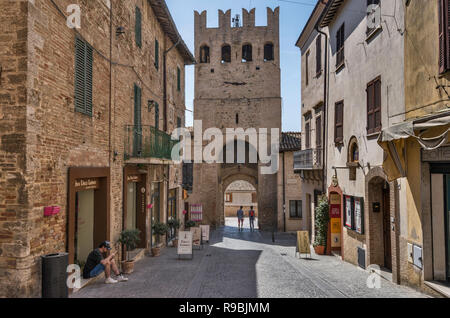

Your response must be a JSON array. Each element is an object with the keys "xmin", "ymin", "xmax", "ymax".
[
  {"xmin": 75, "ymin": 37, "xmax": 93, "ymax": 116},
  {"xmin": 305, "ymin": 122, "xmax": 311, "ymax": 149},
  {"xmin": 154, "ymin": 102, "xmax": 159, "ymax": 130},
  {"xmin": 316, "ymin": 116, "xmax": 322, "ymax": 148},
  {"xmin": 367, "ymin": 77, "xmax": 381, "ymax": 134},
  {"xmin": 367, "ymin": 82, "xmax": 375, "ymax": 134},
  {"xmin": 374, "ymin": 78, "xmax": 381, "ymax": 131},
  {"xmin": 335, "ymin": 101, "xmax": 344, "ymax": 143},
  {"xmin": 439, "ymin": 0, "xmax": 449, "ymax": 73},
  {"xmin": 155, "ymin": 39, "xmax": 159, "ymax": 69},
  {"xmin": 135, "ymin": 6, "xmax": 142, "ymax": 48},
  {"xmin": 316, "ymin": 35, "xmax": 322, "ymax": 74}
]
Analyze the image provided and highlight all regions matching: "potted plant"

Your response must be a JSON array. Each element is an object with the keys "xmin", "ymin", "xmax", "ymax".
[
  {"xmin": 118, "ymin": 229, "xmax": 141, "ymax": 274},
  {"xmin": 313, "ymin": 196, "xmax": 330, "ymax": 255},
  {"xmin": 167, "ymin": 218, "xmax": 181, "ymax": 247},
  {"xmin": 151, "ymin": 222, "xmax": 169, "ymax": 256},
  {"xmin": 185, "ymin": 220, "xmax": 196, "ymax": 230}
]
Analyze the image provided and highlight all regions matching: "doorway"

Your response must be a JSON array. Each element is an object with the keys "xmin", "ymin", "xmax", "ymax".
[
  {"xmin": 223, "ymin": 180, "xmax": 258, "ymax": 230},
  {"xmin": 167, "ymin": 189, "xmax": 177, "ymax": 241},
  {"xmin": 74, "ymin": 189, "xmax": 95, "ymax": 267}
]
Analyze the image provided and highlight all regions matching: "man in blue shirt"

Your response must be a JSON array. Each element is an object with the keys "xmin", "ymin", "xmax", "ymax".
[{"xmin": 237, "ymin": 206, "xmax": 244, "ymax": 231}]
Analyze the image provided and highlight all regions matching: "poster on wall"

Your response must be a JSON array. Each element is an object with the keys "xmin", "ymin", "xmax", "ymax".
[
  {"xmin": 190, "ymin": 227, "xmax": 202, "ymax": 248},
  {"xmin": 190, "ymin": 204, "xmax": 203, "ymax": 222},
  {"xmin": 354, "ymin": 197, "xmax": 364, "ymax": 235},
  {"xmin": 344, "ymin": 195, "xmax": 354, "ymax": 229},
  {"xmin": 177, "ymin": 231, "xmax": 193, "ymax": 259},
  {"xmin": 200, "ymin": 225, "xmax": 210, "ymax": 243}
]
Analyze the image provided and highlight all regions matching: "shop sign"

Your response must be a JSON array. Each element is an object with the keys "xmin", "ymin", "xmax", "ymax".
[
  {"xmin": 74, "ymin": 178, "xmax": 99, "ymax": 190},
  {"xmin": 177, "ymin": 231, "xmax": 193, "ymax": 257},
  {"xmin": 127, "ymin": 175, "xmax": 141, "ymax": 183},
  {"xmin": 190, "ymin": 227, "xmax": 202, "ymax": 247},
  {"xmin": 200, "ymin": 225, "xmax": 210, "ymax": 243},
  {"xmin": 296, "ymin": 231, "xmax": 311, "ymax": 257}
]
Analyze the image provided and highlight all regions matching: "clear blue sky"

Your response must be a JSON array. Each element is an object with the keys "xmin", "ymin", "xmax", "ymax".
[{"xmin": 166, "ymin": 0, "xmax": 318, "ymax": 132}]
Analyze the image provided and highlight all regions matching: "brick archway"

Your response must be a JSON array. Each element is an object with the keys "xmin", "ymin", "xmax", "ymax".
[{"xmin": 365, "ymin": 167, "xmax": 400, "ymax": 283}]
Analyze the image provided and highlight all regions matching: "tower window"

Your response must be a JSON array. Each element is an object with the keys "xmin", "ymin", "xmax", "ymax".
[
  {"xmin": 264, "ymin": 43, "xmax": 274, "ymax": 61},
  {"xmin": 242, "ymin": 44, "xmax": 252, "ymax": 62},
  {"xmin": 236, "ymin": 114, "xmax": 239, "ymax": 124},
  {"xmin": 200, "ymin": 45, "xmax": 210, "ymax": 63},
  {"xmin": 222, "ymin": 45, "xmax": 231, "ymax": 63}
]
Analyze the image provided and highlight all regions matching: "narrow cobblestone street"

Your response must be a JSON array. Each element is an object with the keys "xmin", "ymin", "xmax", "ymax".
[{"xmin": 72, "ymin": 218, "xmax": 427, "ymax": 298}]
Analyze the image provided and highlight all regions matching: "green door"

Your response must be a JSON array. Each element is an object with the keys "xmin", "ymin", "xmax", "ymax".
[{"xmin": 446, "ymin": 175, "xmax": 450, "ymax": 281}]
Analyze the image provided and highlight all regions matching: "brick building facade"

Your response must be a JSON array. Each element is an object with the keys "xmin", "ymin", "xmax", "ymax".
[{"xmin": 0, "ymin": 0, "xmax": 194, "ymax": 297}]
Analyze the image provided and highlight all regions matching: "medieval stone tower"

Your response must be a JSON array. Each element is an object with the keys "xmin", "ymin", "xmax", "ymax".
[{"xmin": 191, "ymin": 8, "xmax": 281, "ymax": 231}]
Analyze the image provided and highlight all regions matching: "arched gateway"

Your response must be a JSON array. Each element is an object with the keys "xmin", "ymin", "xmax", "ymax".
[{"xmin": 188, "ymin": 8, "xmax": 281, "ymax": 231}]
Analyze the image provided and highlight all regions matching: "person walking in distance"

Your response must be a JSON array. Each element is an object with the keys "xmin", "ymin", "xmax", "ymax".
[
  {"xmin": 249, "ymin": 206, "xmax": 255, "ymax": 232},
  {"xmin": 237, "ymin": 206, "xmax": 244, "ymax": 231}
]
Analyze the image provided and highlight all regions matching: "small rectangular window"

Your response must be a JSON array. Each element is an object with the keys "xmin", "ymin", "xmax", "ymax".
[
  {"xmin": 154, "ymin": 102, "xmax": 159, "ymax": 130},
  {"xmin": 316, "ymin": 35, "xmax": 322, "ymax": 75},
  {"xmin": 305, "ymin": 51, "xmax": 310, "ymax": 86},
  {"xmin": 305, "ymin": 121, "xmax": 311, "ymax": 149},
  {"xmin": 177, "ymin": 67, "xmax": 181, "ymax": 91},
  {"xmin": 155, "ymin": 39, "xmax": 159, "ymax": 70},
  {"xmin": 335, "ymin": 101, "xmax": 344, "ymax": 143},
  {"xmin": 438, "ymin": 0, "xmax": 450, "ymax": 74},
  {"xmin": 74, "ymin": 37, "xmax": 93, "ymax": 116},
  {"xmin": 316, "ymin": 116, "xmax": 322, "ymax": 148},
  {"xmin": 290, "ymin": 200, "xmax": 302, "ymax": 218},
  {"xmin": 336, "ymin": 23, "xmax": 345, "ymax": 68}
]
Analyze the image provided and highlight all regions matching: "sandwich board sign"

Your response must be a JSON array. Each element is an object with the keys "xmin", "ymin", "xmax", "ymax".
[
  {"xmin": 177, "ymin": 231, "xmax": 193, "ymax": 259},
  {"xmin": 200, "ymin": 225, "xmax": 210, "ymax": 243},
  {"xmin": 296, "ymin": 231, "xmax": 311, "ymax": 259},
  {"xmin": 190, "ymin": 227, "xmax": 202, "ymax": 249}
]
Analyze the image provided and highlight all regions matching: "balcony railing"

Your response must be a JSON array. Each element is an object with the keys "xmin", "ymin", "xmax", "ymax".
[
  {"xmin": 294, "ymin": 148, "xmax": 323, "ymax": 170},
  {"xmin": 124, "ymin": 125, "xmax": 177, "ymax": 161}
]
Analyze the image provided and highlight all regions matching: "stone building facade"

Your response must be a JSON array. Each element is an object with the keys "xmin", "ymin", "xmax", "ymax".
[
  {"xmin": 0, "ymin": 0, "xmax": 194, "ymax": 297},
  {"xmin": 189, "ymin": 8, "xmax": 282, "ymax": 231}
]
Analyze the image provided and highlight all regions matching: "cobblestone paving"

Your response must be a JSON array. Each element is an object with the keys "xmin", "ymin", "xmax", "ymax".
[{"xmin": 72, "ymin": 218, "xmax": 428, "ymax": 298}]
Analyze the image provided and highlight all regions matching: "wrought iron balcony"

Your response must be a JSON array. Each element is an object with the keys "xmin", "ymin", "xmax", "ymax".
[
  {"xmin": 294, "ymin": 148, "xmax": 323, "ymax": 170},
  {"xmin": 124, "ymin": 125, "xmax": 177, "ymax": 161}
]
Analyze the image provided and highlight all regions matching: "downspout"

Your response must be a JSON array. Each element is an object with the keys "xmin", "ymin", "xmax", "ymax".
[{"xmin": 315, "ymin": 26, "xmax": 329, "ymax": 195}]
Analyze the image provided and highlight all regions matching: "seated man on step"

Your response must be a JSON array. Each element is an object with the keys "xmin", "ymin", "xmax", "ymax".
[{"xmin": 82, "ymin": 241, "xmax": 128, "ymax": 284}]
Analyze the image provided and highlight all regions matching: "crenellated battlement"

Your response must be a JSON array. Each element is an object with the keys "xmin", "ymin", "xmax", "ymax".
[{"xmin": 194, "ymin": 7, "xmax": 279, "ymax": 31}]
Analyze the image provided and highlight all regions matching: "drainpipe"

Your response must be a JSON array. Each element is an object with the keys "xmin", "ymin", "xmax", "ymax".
[{"xmin": 315, "ymin": 26, "xmax": 329, "ymax": 195}]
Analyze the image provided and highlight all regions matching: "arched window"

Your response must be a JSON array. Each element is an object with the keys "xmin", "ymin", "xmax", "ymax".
[
  {"xmin": 221, "ymin": 44, "xmax": 231, "ymax": 63},
  {"xmin": 242, "ymin": 44, "xmax": 252, "ymax": 62},
  {"xmin": 200, "ymin": 45, "xmax": 210, "ymax": 63},
  {"xmin": 348, "ymin": 137, "xmax": 359, "ymax": 163},
  {"xmin": 264, "ymin": 43, "xmax": 274, "ymax": 61}
]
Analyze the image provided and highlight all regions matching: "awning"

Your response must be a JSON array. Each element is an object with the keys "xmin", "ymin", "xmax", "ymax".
[{"xmin": 378, "ymin": 112, "xmax": 450, "ymax": 181}]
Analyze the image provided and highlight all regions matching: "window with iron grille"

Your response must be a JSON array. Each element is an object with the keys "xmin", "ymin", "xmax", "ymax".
[
  {"xmin": 316, "ymin": 35, "xmax": 322, "ymax": 75},
  {"xmin": 336, "ymin": 23, "xmax": 345, "ymax": 68},
  {"xmin": 335, "ymin": 101, "xmax": 344, "ymax": 143},
  {"xmin": 367, "ymin": 77, "xmax": 382, "ymax": 134},
  {"xmin": 74, "ymin": 37, "xmax": 93, "ymax": 116},
  {"xmin": 135, "ymin": 6, "xmax": 142, "ymax": 48},
  {"xmin": 439, "ymin": 0, "xmax": 450, "ymax": 74},
  {"xmin": 290, "ymin": 200, "xmax": 302, "ymax": 218}
]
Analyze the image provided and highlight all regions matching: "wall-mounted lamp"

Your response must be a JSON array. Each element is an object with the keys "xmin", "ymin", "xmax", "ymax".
[{"xmin": 116, "ymin": 26, "xmax": 125, "ymax": 36}]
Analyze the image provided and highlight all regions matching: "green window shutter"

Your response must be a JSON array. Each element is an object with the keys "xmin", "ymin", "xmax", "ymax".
[
  {"xmin": 74, "ymin": 37, "xmax": 93, "ymax": 116},
  {"xmin": 135, "ymin": 6, "xmax": 142, "ymax": 48},
  {"xmin": 154, "ymin": 102, "xmax": 159, "ymax": 130},
  {"xmin": 177, "ymin": 67, "xmax": 181, "ymax": 91},
  {"xmin": 155, "ymin": 39, "xmax": 159, "ymax": 70}
]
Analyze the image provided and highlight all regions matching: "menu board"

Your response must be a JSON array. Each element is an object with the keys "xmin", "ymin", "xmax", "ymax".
[
  {"xmin": 296, "ymin": 231, "xmax": 311, "ymax": 256},
  {"xmin": 177, "ymin": 231, "xmax": 193, "ymax": 257},
  {"xmin": 200, "ymin": 225, "xmax": 210, "ymax": 243},
  {"xmin": 190, "ymin": 227, "xmax": 202, "ymax": 247},
  {"xmin": 344, "ymin": 196, "xmax": 354, "ymax": 229},
  {"xmin": 354, "ymin": 197, "xmax": 364, "ymax": 235},
  {"xmin": 190, "ymin": 204, "xmax": 203, "ymax": 222}
]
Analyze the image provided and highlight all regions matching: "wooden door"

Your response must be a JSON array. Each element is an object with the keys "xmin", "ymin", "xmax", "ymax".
[{"xmin": 383, "ymin": 188, "xmax": 392, "ymax": 270}]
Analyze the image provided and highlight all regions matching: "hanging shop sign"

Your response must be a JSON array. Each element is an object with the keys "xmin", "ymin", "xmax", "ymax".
[
  {"xmin": 177, "ymin": 231, "xmax": 193, "ymax": 258},
  {"xmin": 190, "ymin": 204, "xmax": 203, "ymax": 222},
  {"xmin": 354, "ymin": 197, "xmax": 364, "ymax": 235},
  {"xmin": 190, "ymin": 227, "xmax": 202, "ymax": 248},
  {"xmin": 127, "ymin": 175, "xmax": 141, "ymax": 183},
  {"xmin": 200, "ymin": 225, "xmax": 210, "ymax": 243},
  {"xmin": 296, "ymin": 231, "xmax": 311, "ymax": 258},
  {"xmin": 74, "ymin": 178, "xmax": 99, "ymax": 191}
]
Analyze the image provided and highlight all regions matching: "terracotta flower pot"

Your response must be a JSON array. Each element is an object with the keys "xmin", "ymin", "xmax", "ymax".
[
  {"xmin": 121, "ymin": 260, "xmax": 135, "ymax": 274},
  {"xmin": 152, "ymin": 247, "xmax": 161, "ymax": 257},
  {"xmin": 314, "ymin": 245, "xmax": 326, "ymax": 255}
]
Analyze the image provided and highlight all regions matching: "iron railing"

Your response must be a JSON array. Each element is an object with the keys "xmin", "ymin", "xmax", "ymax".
[
  {"xmin": 294, "ymin": 148, "xmax": 323, "ymax": 170},
  {"xmin": 124, "ymin": 125, "xmax": 177, "ymax": 161}
]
